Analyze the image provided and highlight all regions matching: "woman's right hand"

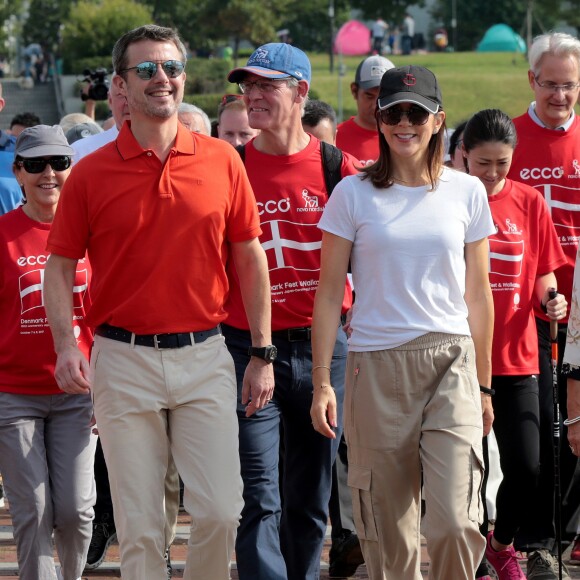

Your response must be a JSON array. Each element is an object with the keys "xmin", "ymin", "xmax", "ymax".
[
  {"xmin": 481, "ymin": 393, "xmax": 494, "ymax": 436},
  {"xmin": 310, "ymin": 385, "xmax": 338, "ymax": 439}
]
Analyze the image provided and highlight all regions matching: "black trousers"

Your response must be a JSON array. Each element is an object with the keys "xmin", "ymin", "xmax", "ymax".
[
  {"xmin": 93, "ymin": 438, "xmax": 115, "ymax": 525},
  {"xmin": 492, "ymin": 375, "xmax": 541, "ymax": 545},
  {"xmin": 514, "ymin": 318, "xmax": 578, "ymax": 552}
]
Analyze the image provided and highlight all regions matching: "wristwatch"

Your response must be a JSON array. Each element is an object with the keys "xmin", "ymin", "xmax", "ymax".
[{"xmin": 248, "ymin": 345, "xmax": 278, "ymax": 363}]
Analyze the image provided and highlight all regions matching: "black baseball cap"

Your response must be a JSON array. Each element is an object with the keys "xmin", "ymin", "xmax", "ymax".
[{"xmin": 377, "ymin": 65, "xmax": 442, "ymax": 114}]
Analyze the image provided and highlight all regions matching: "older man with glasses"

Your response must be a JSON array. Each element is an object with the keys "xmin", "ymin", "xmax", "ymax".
[
  {"xmin": 221, "ymin": 43, "xmax": 359, "ymax": 580},
  {"xmin": 507, "ymin": 31, "xmax": 580, "ymax": 580},
  {"xmin": 44, "ymin": 24, "xmax": 273, "ymax": 580}
]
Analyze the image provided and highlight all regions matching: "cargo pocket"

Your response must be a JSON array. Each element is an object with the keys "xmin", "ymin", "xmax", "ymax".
[
  {"xmin": 348, "ymin": 464, "xmax": 378, "ymax": 541},
  {"xmin": 467, "ymin": 443, "xmax": 485, "ymax": 523}
]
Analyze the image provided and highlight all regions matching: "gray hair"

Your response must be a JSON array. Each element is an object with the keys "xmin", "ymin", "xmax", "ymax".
[
  {"xmin": 178, "ymin": 103, "xmax": 211, "ymax": 135},
  {"xmin": 529, "ymin": 32, "xmax": 580, "ymax": 76},
  {"xmin": 286, "ymin": 76, "xmax": 309, "ymax": 114}
]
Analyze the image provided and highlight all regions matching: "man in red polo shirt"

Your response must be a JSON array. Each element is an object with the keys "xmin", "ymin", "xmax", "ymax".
[{"xmin": 44, "ymin": 24, "xmax": 273, "ymax": 580}]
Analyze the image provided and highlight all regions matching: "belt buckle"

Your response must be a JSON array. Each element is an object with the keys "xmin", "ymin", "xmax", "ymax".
[{"xmin": 153, "ymin": 334, "xmax": 168, "ymax": 351}]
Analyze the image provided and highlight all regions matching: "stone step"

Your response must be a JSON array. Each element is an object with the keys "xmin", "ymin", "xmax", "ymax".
[
  {"xmin": 2, "ymin": 503, "xmax": 579, "ymax": 579},
  {"xmin": 0, "ymin": 78, "xmax": 60, "ymax": 128}
]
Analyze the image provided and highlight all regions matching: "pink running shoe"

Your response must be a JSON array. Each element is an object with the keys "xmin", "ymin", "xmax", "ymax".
[
  {"xmin": 571, "ymin": 536, "xmax": 580, "ymax": 563},
  {"xmin": 485, "ymin": 532, "xmax": 526, "ymax": 580}
]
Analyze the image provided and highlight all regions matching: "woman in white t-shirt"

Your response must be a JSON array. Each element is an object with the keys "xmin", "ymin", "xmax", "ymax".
[{"xmin": 310, "ymin": 65, "xmax": 495, "ymax": 579}]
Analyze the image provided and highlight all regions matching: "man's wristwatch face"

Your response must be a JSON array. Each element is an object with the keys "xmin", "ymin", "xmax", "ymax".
[{"xmin": 248, "ymin": 345, "xmax": 277, "ymax": 363}]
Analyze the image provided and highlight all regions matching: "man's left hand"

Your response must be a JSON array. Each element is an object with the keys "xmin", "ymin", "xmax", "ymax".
[{"xmin": 241, "ymin": 358, "xmax": 275, "ymax": 417}]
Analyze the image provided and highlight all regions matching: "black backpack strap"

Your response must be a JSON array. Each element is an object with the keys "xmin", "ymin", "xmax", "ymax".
[
  {"xmin": 320, "ymin": 140, "xmax": 343, "ymax": 196},
  {"xmin": 235, "ymin": 144, "xmax": 246, "ymax": 163}
]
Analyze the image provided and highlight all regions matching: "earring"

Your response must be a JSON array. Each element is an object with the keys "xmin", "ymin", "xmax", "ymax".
[{"xmin": 433, "ymin": 129, "xmax": 439, "ymax": 135}]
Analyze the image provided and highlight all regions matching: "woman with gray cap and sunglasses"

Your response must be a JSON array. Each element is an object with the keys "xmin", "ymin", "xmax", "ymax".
[
  {"xmin": 0, "ymin": 125, "xmax": 96, "ymax": 580},
  {"xmin": 310, "ymin": 66, "xmax": 495, "ymax": 578}
]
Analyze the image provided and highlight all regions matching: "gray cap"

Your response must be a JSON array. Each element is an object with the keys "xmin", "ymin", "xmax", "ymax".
[
  {"xmin": 354, "ymin": 55, "xmax": 395, "ymax": 90},
  {"xmin": 66, "ymin": 122, "xmax": 103, "ymax": 144},
  {"xmin": 15, "ymin": 124, "xmax": 73, "ymax": 158}
]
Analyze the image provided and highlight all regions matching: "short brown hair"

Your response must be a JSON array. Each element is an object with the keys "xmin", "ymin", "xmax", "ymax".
[{"xmin": 112, "ymin": 24, "xmax": 187, "ymax": 77}]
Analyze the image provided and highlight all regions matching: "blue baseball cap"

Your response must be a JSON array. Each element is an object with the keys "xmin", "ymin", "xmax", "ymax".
[{"xmin": 228, "ymin": 43, "xmax": 311, "ymax": 84}]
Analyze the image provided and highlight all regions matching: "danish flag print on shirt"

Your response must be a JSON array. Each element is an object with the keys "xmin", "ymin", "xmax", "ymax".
[
  {"xmin": 19, "ymin": 268, "xmax": 88, "ymax": 314},
  {"xmin": 260, "ymin": 220, "xmax": 322, "ymax": 272},
  {"xmin": 489, "ymin": 239, "xmax": 524, "ymax": 277},
  {"xmin": 543, "ymin": 183, "xmax": 580, "ymax": 241}
]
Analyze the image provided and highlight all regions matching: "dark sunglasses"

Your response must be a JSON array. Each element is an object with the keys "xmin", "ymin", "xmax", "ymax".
[
  {"xmin": 17, "ymin": 156, "xmax": 72, "ymax": 173},
  {"xmin": 378, "ymin": 105, "xmax": 431, "ymax": 126},
  {"xmin": 120, "ymin": 60, "xmax": 185, "ymax": 80},
  {"xmin": 221, "ymin": 94, "xmax": 243, "ymax": 105}
]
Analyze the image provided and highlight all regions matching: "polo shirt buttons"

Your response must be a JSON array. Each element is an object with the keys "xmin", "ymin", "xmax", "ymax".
[{"xmin": 147, "ymin": 152, "xmax": 152, "ymax": 156}]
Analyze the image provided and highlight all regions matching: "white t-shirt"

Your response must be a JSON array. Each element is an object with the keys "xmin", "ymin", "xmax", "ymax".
[
  {"xmin": 72, "ymin": 125, "xmax": 119, "ymax": 163},
  {"xmin": 319, "ymin": 167, "xmax": 494, "ymax": 351}
]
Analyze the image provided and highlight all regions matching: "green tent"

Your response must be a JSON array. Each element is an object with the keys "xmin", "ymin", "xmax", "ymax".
[{"xmin": 477, "ymin": 24, "xmax": 526, "ymax": 53}]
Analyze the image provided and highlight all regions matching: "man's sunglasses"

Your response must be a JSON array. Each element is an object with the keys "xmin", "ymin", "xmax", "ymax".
[
  {"xmin": 120, "ymin": 60, "xmax": 185, "ymax": 80},
  {"xmin": 378, "ymin": 105, "xmax": 431, "ymax": 126},
  {"xmin": 16, "ymin": 156, "xmax": 72, "ymax": 173}
]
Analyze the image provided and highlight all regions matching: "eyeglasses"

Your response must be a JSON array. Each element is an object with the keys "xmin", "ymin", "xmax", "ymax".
[
  {"xmin": 221, "ymin": 94, "xmax": 244, "ymax": 105},
  {"xmin": 238, "ymin": 78, "xmax": 291, "ymax": 94},
  {"xmin": 119, "ymin": 60, "xmax": 185, "ymax": 80},
  {"xmin": 534, "ymin": 78, "xmax": 580, "ymax": 93},
  {"xmin": 16, "ymin": 157, "xmax": 72, "ymax": 173},
  {"xmin": 378, "ymin": 105, "xmax": 431, "ymax": 126}
]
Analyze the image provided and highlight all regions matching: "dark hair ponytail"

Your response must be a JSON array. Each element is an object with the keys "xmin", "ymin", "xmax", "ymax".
[{"xmin": 462, "ymin": 109, "xmax": 517, "ymax": 153}]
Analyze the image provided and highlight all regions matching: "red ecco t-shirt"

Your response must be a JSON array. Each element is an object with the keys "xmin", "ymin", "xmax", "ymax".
[
  {"xmin": 508, "ymin": 113, "xmax": 580, "ymax": 323},
  {"xmin": 488, "ymin": 179, "xmax": 566, "ymax": 374},
  {"xmin": 225, "ymin": 136, "xmax": 358, "ymax": 331},
  {"xmin": 0, "ymin": 207, "xmax": 93, "ymax": 395}
]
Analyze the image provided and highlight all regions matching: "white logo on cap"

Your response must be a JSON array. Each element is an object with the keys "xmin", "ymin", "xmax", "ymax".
[
  {"xmin": 294, "ymin": 70, "xmax": 303, "ymax": 78},
  {"xmin": 250, "ymin": 48, "xmax": 270, "ymax": 65},
  {"xmin": 370, "ymin": 65, "xmax": 386, "ymax": 78}
]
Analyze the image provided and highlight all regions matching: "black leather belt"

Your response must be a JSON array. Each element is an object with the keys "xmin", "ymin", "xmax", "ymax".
[
  {"xmin": 95, "ymin": 324, "xmax": 221, "ymax": 349},
  {"xmin": 272, "ymin": 327, "xmax": 311, "ymax": 342}
]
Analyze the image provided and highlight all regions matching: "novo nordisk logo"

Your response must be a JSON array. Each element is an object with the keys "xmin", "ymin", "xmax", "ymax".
[{"xmin": 250, "ymin": 48, "xmax": 270, "ymax": 65}]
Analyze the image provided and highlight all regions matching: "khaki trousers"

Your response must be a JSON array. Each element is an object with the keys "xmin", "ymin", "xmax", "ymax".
[
  {"xmin": 345, "ymin": 333, "xmax": 486, "ymax": 580},
  {"xmin": 91, "ymin": 333, "xmax": 243, "ymax": 580}
]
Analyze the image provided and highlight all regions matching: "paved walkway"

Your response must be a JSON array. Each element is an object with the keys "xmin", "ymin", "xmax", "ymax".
[{"xmin": 1, "ymin": 501, "xmax": 579, "ymax": 578}]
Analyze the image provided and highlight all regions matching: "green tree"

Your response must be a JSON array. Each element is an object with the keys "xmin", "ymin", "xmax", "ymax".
[
  {"xmin": 430, "ymin": 0, "xmax": 560, "ymax": 52},
  {"xmin": 61, "ymin": 0, "xmax": 153, "ymax": 71},
  {"xmin": 196, "ymin": 0, "xmax": 291, "ymax": 63},
  {"xmin": 559, "ymin": 0, "xmax": 580, "ymax": 32},
  {"xmin": 285, "ymin": 0, "xmax": 351, "ymax": 52},
  {"xmin": 22, "ymin": 0, "xmax": 72, "ymax": 51},
  {"xmin": 0, "ymin": 0, "xmax": 24, "ymax": 55},
  {"xmin": 352, "ymin": 0, "xmax": 425, "ymax": 27}
]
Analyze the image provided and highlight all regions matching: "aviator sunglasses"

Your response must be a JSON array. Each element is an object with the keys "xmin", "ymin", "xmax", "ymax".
[
  {"xmin": 119, "ymin": 60, "xmax": 185, "ymax": 80},
  {"xmin": 378, "ymin": 105, "xmax": 432, "ymax": 126},
  {"xmin": 16, "ymin": 156, "xmax": 72, "ymax": 173}
]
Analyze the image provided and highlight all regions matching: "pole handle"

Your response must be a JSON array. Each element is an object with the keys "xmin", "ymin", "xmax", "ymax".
[{"xmin": 549, "ymin": 289, "xmax": 558, "ymax": 342}]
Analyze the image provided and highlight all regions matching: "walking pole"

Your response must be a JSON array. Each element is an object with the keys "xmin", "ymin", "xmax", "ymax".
[{"xmin": 549, "ymin": 288, "xmax": 563, "ymax": 580}]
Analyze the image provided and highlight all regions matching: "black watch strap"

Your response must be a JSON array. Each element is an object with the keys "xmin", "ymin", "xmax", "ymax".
[{"xmin": 248, "ymin": 344, "xmax": 277, "ymax": 363}]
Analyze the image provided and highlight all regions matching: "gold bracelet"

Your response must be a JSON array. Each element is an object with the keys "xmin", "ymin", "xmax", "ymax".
[
  {"xmin": 312, "ymin": 384, "xmax": 334, "ymax": 393},
  {"xmin": 312, "ymin": 365, "xmax": 331, "ymax": 374}
]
